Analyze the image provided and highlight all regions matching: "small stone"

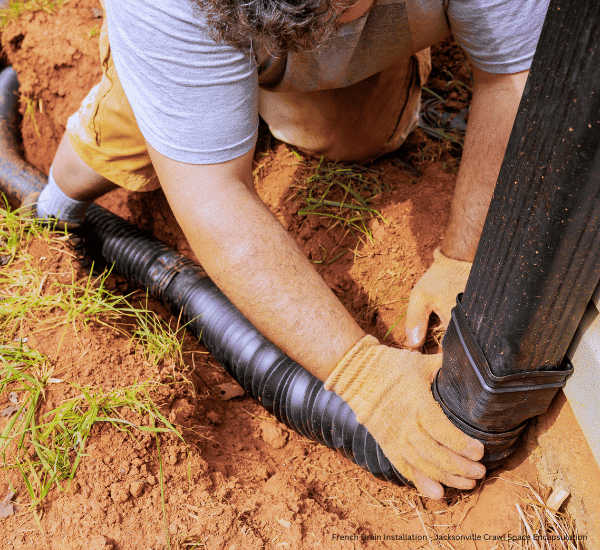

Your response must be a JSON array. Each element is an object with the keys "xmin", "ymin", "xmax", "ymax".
[
  {"xmin": 130, "ymin": 481, "xmax": 145, "ymax": 498},
  {"xmin": 546, "ymin": 486, "xmax": 570, "ymax": 511},
  {"xmin": 147, "ymin": 475, "xmax": 156, "ymax": 485},
  {"xmin": 131, "ymin": 458, "xmax": 143, "ymax": 467},
  {"xmin": 169, "ymin": 523, "xmax": 179, "ymax": 534},
  {"xmin": 278, "ymin": 518, "xmax": 291, "ymax": 529}
]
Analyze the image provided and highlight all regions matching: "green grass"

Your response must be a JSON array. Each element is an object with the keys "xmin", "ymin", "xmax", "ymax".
[
  {"xmin": 0, "ymin": 343, "xmax": 178, "ymax": 506},
  {"xmin": 0, "ymin": 0, "xmax": 65, "ymax": 29},
  {"xmin": 0, "ymin": 205, "xmax": 187, "ymax": 358},
  {"xmin": 130, "ymin": 294, "xmax": 187, "ymax": 365},
  {"xmin": 0, "ymin": 202, "xmax": 185, "ymax": 522},
  {"xmin": 20, "ymin": 97, "xmax": 43, "ymax": 139},
  {"xmin": 293, "ymin": 157, "xmax": 389, "ymax": 243}
]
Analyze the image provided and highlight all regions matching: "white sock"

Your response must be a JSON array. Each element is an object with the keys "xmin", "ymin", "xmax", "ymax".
[{"xmin": 36, "ymin": 167, "xmax": 92, "ymax": 224}]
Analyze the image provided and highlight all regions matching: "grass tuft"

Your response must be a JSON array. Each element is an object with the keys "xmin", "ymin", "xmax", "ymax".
[
  {"xmin": 0, "ymin": 0, "xmax": 66, "ymax": 29},
  {"xmin": 0, "ymin": 345, "xmax": 179, "ymax": 506},
  {"xmin": 293, "ymin": 157, "xmax": 389, "ymax": 243},
  {"xmin": 0, "ymin": 200, "xmax": 185, "ymax": 511},
  {"xmin": 20, "ymin": 97, "xmax": 43, "ymax": 139}
]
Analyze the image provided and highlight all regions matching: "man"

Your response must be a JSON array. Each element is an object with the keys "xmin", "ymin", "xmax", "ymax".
[{"xmin": 27, "ymin": 0, "xmax": 549, "ymax": 499}]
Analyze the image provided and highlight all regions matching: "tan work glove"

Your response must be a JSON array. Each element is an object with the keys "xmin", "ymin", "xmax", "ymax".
[
  {"xmin": 325, "ymin": 335, "xmax": 485, "ymax": 499},
  {"xmin": 405, "ymin": 247, "xmax": 472, "ymax": 348}
]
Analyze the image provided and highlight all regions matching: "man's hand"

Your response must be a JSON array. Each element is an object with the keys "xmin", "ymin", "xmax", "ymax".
[
  {"xmin": 325, "ymin": 335, "xmax": 486, "ymax": 499},
  {"xmin": 405, "ymin": 248, "xmax": 471, "ymax": 348}
]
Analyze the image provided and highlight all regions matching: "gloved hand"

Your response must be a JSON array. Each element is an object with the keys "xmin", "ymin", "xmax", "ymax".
[
  {"xmin": 325, "ymin": 335, "xmax": 485, "ymax": 499},
  {"xmin": 405, "ymin": 247, "xmax": 472, "ymax": 348}
]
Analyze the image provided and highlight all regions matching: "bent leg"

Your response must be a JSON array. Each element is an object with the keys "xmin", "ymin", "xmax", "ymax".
[
  {"xmin": 36, "ymin": 5, "xmax": 158, "ymax": 223},
  {"xmin": 259, "ymin": 49, "xmax": 431, "ymax": 163},
  {"xmin": 51, "ymin": 133, "xmax": 118, "ymax": 202}
]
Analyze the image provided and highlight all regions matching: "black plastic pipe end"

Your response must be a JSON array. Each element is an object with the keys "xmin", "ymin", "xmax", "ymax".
[
  {"xmin": 434, "ymin": 295, "xmax": 573, "ymax": 467},
  {"xmin": 0, "ymin": 68, "xmax": 47, "ymax": 208}
]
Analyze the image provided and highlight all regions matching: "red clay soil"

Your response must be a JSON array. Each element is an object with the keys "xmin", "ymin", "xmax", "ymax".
[{"xmin": 0, "ymin": 1, "xmax": 594, "ymax": 549}]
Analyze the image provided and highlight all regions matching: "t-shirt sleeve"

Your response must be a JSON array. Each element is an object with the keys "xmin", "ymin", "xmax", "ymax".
[
  {"xmin": 103, "ymin": 0, "xmax": 258, "ymax": 164},
  {"xmin": 446, "ymin": 0, "xmax": 550, "ymax": 73}
]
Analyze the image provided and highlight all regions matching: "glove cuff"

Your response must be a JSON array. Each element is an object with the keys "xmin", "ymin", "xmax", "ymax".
[
  {"xmin": 432, "ymin": 247, "xmax": 472, "ymax": 277},
  {"xmin": 324, "ymin": 335, "xmax": 379, "ymax": 395}
]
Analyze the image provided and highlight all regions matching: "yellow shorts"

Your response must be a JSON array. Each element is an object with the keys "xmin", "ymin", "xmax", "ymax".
[
  {"xmin": 66, "ymin": 11, "xmax": 430, "ymax": 192},
  {"xmin": 66, "ymin": 15, "xmax": 161, "ymax": 192}
]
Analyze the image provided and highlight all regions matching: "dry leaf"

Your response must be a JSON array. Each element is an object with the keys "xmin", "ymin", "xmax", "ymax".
[
  {"xmin": 0, "ymin": 490, "xmax": 15, "ymax": 518},
  {"xmin": 1, "ymin": 393, "xmax": 20, "ymax": 418},
  {"xmin": 215, "ymin": 382, "xmax": 245, "ymax": 400},
  {"xmin": 0, "ymin": 404, "xmax": 19, "ymax": 418}
]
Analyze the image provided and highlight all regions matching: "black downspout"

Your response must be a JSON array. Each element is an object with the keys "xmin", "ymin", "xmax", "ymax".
[{"xmin": 434, "ymin": 0, "xmax": 600, "ymax": 466}]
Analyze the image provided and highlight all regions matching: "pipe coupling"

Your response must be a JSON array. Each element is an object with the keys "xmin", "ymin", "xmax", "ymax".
[{"xmin": 433, "ymin": 295, "xmax": 573, "ymax": 467}]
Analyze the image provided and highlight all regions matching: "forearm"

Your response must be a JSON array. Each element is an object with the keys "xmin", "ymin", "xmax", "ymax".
[
  {"xmin": 442, "ymin": 67, "xmax": 529, "ymax": 262},
  {"xmin": 148, "ymin": 146, "xmax": 365, "ymax": 382}
]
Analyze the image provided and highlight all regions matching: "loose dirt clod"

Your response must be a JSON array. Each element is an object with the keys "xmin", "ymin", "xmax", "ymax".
[
  {"xmin": 129, "ymin": 481, "xmax": 145, "ymax": 498},
  {"xmin": 215, "ymin": 382, "xmax": 245, "ymax": 400},
  {"xmin": 260, "ymin": 422, "xmax": 289, "ymax": 450}
]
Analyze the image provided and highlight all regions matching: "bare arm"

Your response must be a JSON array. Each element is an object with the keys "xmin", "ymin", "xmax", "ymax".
[
  {"xmin": 146, "ymin": 144, "xmax": 366, "ymax": 382},
  {"xmin": 406, "ymin": 66, "xmax": 529, "ymax": 346},
  {"xmin": 441, "ymin": 66, "xmax": 529, "ymax": 261}
]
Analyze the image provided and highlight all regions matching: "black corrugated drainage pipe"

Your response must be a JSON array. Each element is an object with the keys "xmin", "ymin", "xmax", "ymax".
[
  {"xmin": 434, "ymin": 0, "xmax": 599, "ymax": 467},
  {"xmin": 0, "ymin": 66, "xmax": 410, "ymax": 486},
  {"xmin": 0, "ymin": 69, "xmax": 48, "ymax": 208}
]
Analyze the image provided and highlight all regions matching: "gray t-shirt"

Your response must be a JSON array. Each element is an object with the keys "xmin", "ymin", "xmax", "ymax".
[{"xmin": 103, "ymin": 0, "xmax": 549, "ymax": 165}]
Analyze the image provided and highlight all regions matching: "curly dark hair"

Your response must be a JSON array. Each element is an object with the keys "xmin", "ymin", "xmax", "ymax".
[{"xmin": 193, "ymin": 0, "xmax": 356, "ymax": 55}]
